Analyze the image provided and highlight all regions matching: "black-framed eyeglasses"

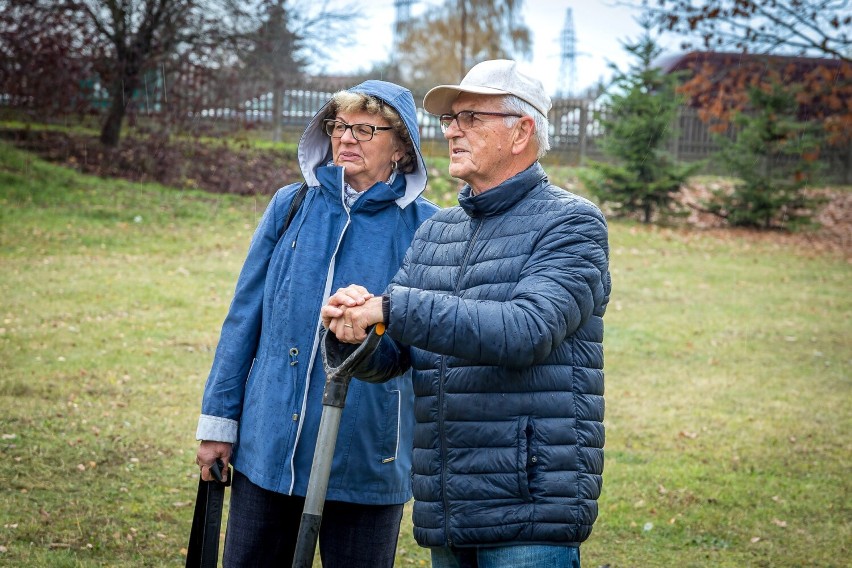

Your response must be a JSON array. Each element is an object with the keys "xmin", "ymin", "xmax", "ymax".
[
  {"xmin": 438, "ymin": 110, "xmax": 523, "ymax": 133},
  {"xmin": 323, "ymin": 119, "xmax": 393, "ymax": 141}
]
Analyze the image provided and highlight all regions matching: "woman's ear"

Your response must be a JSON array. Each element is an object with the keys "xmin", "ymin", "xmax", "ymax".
[{"xmin": 392, "ymin": 147, "xmax": 405, "ymax": 164}]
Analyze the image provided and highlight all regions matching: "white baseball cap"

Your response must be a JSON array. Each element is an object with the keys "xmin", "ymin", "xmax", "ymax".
[{"xmin": 423, "ymin": 59, "xmax": 552, "ymax": 118}]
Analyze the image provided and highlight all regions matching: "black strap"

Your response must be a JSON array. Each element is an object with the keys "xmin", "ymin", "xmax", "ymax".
[
  {"xmin": 279, "ymin": 182, "xmax": 309, "ymax": 239},
  {"xmin": 186, "ymin": 461, "xmax": 231, "ymax": 568}
]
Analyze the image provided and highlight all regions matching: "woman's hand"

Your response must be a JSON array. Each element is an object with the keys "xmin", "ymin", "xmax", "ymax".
[
  {"xmin": 321, "ymin": 285, "xmax": 374, "ymax": 328},
  {"xmin": 322, "ymin": 285, "xmax": 384, "ymax": 344},
  {"xmin": 196, "ymin": 440, "xmax": 232, "ymax": 482}
]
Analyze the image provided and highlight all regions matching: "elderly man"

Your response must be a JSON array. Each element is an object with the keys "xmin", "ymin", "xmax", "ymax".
[{"xmin": 321, "ymin": 59, "xmax": 611, "ymax": 568}]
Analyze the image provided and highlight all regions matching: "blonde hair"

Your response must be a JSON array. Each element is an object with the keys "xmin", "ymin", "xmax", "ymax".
[{"xmin": 325, "ymin": 91, "xmax": 417, "ymax": 174}]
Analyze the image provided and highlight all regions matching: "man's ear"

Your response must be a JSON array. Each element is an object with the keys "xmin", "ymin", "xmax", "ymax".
[{"xmin": 511, "ymin": 116, "xmax": 535, "ymax": 155}]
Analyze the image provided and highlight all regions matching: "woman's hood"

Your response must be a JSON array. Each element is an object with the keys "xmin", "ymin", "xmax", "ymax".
[{"xmin": 297, "ymin": 80, "xmax": 427, "ymax": 209}]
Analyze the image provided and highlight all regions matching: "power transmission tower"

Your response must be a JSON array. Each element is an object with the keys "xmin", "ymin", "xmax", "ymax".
[
  {"xmin": 393, "ymin": 0, "xmax": 415, "ymax": 54},
  {"xmin": 558, "ymin": 8, "xmax": 577, "ymax": 98}
]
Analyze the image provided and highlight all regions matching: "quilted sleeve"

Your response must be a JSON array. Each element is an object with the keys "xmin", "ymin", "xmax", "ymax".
[{"xmin": 387, "ymin": 202, "xmax": 609, "ymax": 370}]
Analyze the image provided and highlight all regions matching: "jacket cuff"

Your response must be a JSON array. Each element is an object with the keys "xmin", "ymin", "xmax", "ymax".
[
  {"xmin": 381, "ymin": 293, "xmax": 390, "ymax": 325},
  {"xmin": 196, "ymin": 414, "xmax": 238, "ymax": 443}
]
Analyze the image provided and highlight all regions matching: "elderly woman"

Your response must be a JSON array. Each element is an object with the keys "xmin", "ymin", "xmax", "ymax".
[{"xmin": 194, "ymin": 81, "xmax": 438, "ymax": 567}]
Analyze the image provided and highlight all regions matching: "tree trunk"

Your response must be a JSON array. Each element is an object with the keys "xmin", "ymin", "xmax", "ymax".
[
  {"xmin": 100, "ymin": 101, "xmax": 124, "ymax": 147},
  {"xmin": 100, "ymin": 75, "xmax": 139, "ymax": 147}
]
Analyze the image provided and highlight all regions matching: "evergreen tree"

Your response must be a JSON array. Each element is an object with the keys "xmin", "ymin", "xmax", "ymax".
[
  {"xmin": 579, "ymin": 22, "xmax": 699, "ymax": 223},
  {"xmin": 705, "ymin": 83, "xmax": 823, "ymax": 229}
]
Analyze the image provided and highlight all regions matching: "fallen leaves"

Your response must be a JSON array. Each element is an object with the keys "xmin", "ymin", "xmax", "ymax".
[
  {"xmin": 677, "ymin": 182, "xmax": 852, "ymax": 259},
  {"xmin": 4, "ymin": 129, "xmax": 299, "ymax": 197}
]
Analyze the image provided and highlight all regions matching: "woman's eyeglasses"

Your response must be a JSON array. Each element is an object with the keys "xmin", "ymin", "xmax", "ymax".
[
  {"xmin": 438, "ymin": 110, "xmax": 522, "ymax": 133},
  {"xmin": 323, "ymin": 119, "xmax": 393, "ymax": 141}
]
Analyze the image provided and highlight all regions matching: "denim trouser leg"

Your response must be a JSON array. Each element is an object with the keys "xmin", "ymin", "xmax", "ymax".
[
  {"xmin": 222, "ymin": 469, "xmax": 404, "ymax": 568},
  {"xmin": 431, "ymin": 544, "xmax": 581, "ymax": 568}
]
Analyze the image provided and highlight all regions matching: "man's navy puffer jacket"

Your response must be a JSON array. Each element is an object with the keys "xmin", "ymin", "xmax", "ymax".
[{"xmin": 348, "ymin": 162, "xmax": 611, "ymax": 549}]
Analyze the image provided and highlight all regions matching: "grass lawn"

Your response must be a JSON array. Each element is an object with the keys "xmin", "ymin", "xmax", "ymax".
[{"xmin": 0, "ymin": 141, "xmax": 849, "ymax": 567}]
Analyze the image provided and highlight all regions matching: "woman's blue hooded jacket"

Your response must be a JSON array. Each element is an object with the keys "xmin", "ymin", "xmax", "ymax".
[{"xmin": 195, "ymin": 80, "xmax": 438, "ymax": 504}]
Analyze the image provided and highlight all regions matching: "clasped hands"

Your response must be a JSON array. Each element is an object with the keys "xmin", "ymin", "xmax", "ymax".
[{"xmin": 321, "ymin": 284, "xmax": 385, "ymax": 344}]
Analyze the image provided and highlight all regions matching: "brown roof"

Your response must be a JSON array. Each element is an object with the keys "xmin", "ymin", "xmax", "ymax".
[{"xmin": 656, "ymin": 50, "xmax": 845, "ymax": 77}]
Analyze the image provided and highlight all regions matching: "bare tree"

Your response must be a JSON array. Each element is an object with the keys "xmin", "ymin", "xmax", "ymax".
[
  {"xmin": 1, "ymin": 0, "xmax": 358, "ymax": 147},
  {"xmin": 0, "ymin": 1, "xmax": 96, "ymax": 117},
  {"xmin": 72, "ymin": 0, "xmax": 230, "ymax": 147},
  {"xmin": 640, "ymin": 0, "xmax": 851, "ymax": 61}
]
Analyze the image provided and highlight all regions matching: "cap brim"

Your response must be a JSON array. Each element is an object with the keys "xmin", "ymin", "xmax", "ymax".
[{"xmin": 422, "ymin": 84, "xmax": 511, "ymax": 115}]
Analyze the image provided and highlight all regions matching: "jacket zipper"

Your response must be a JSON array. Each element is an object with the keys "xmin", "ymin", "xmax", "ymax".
[
  {"xmin": 440, "ymin": 217, "xmax": 483, "ymax": 546},
  {"xmin": 287, "ymin": 171, "xmax": 350, "ymax": 495}
]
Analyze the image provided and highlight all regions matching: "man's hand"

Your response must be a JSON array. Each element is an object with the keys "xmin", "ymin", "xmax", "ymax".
[{"xmin": 196, "ymin": 440, "xmax": 232, "ymax": 482}]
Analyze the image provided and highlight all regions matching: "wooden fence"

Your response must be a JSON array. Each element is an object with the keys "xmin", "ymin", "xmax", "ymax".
[
  {"xmin": 3, "ymin": 68, "xmax": 849, "ymax": 183},
  {"xmin": 544, "ymin": 98, "xmax": 850, "ymax": 183},
  {"xmin": 177, "ymin": 89, "xmax": 850, "ymax": 182}
]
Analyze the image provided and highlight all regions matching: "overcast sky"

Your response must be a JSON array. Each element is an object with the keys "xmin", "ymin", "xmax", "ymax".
[{"xmin": 317, "ymin": 0, "xmax": 681, "ymax": 95}]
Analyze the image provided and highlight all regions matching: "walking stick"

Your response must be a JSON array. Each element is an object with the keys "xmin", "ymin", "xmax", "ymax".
[{"xmin": 291, "ymin": 323, "xmax": 386, "ymax": 568}]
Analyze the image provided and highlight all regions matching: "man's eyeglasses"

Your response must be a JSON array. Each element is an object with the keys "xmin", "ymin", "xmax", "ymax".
[
  {"xmin": 438, "ymin": 110, "xmax": 523, "ymax": 133},
  {"xmin": 323, "ymin": 119, "xmax": 393, "ymax": 141}
]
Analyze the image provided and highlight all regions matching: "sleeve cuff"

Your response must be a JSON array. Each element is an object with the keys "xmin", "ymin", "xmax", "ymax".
[
  {"xmin": 196, "ymin": 414, "xmax": 239, "ymax": 443},
  {"xmin": 382, "ymin": 293, "xmax": 390, "ymax": 325}
]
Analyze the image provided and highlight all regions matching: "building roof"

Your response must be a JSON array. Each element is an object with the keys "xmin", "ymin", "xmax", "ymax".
[{"xmin": 655, "ymin": 50, "xmax": 845, "ymax": 76}]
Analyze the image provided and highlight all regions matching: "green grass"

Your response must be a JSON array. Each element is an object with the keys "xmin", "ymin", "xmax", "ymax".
[
  {"xmin": 590, "ymin": 224, "xmax": 850, "ymax": 567},
  {"xmin": 1, "ymin": 141, "xmax": 849, "ymax": 566}
]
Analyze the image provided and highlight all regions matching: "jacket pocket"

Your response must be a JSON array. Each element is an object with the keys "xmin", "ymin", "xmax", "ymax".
[
  {"xmin": 242, "ymin": 358, "xmax": 261, "ymax": 407},
  {"xmin": 380, "ymin": 389, "xmax": 401, "ymax": 464},
  {"xmin": 516, "ymin": 416, "xmax": 534, "ymax": 501}
]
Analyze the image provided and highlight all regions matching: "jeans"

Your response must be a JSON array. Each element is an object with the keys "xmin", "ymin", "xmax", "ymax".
[
  {"xmin": 222, "ymin": 469, "xmax": 404, "ymax": 568},
  {"xmin": 430, "ymin": 544, "xmax": 581, "ymax": 568}
]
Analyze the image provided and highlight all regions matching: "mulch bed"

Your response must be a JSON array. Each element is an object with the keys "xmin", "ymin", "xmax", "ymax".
[
  {"xmin": 677, "ymin": 179, "xmax": 851, "ymax": 259},
  {"xmin": 0, "ymin": 128, "xmax": 297, "ymax": 196}
]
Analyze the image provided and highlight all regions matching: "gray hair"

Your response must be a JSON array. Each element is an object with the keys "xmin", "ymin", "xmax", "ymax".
[{"xmin": 500, "ymin": 95, "xmax": 551, "ymax": 159}]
